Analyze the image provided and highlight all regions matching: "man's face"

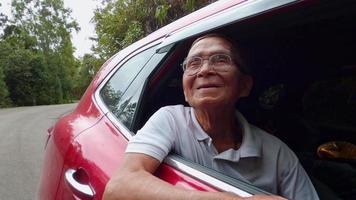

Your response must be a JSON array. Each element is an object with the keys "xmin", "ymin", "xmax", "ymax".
[{"xmin": 182, "ymin": 36, "xmax": 251, "ymax": 109}]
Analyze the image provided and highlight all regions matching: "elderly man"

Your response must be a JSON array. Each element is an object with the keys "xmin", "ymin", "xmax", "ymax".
[{"xmin": 103, "ymin": 34, "xmax": 319, "ymax": 200}]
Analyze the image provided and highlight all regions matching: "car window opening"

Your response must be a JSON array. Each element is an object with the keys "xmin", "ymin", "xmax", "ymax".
[{"xmin": 135, "ymin": 2, "xmax": 356, "ymax": 199}]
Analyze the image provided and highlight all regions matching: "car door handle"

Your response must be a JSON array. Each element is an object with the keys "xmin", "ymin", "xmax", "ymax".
[{"xmin": 65, "ymin": 168, "xmax": 95, "ymax": 199}]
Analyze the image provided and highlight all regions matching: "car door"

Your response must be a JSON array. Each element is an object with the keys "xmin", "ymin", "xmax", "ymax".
[{"xmin": 54, "ymin": 42, "xmax": 162, "ymax": 199}]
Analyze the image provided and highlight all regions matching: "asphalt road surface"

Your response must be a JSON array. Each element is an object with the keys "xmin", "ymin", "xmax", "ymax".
[{"xmin": 0, "ymin": 103, "xmax": 77, "ymax": 200}]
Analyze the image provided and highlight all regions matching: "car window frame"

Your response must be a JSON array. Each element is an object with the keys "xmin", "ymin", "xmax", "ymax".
[
  {"xmin": 99, "ymin": 47, "xmax": 155, "ymax": 123},
  {"xmin": 94, "ymin": 39, "xmax": 163, "ymax": 137},
  {"xmin": 119, "ymin": 49, "xmax": 172, "ymax": 130}
]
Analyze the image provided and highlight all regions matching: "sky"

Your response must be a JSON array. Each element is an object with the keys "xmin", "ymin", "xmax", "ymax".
[{"xmin": 0, "ymin": 0, "xmax": 100, "ymax": 58}]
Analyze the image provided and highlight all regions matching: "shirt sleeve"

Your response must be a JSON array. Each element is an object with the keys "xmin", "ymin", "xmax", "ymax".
[
  {"xmin": 278, "ymin": 145, "xmax": 320, "ymax": 200},
  {"xmin": 125, "ymin": 107, "xmax": 177, "ymax": 162}
]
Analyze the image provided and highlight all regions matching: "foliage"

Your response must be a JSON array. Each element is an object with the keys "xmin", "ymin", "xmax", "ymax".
[
  {"xmin": 74, "ymin": 54, "xmax": 102, "ymax": 97},
  {"xmin": 12, "ymin": 0, "xmax": 81, "ymax": 103},
  {"xmin": 0, "ymin": 66, "xmax": 10, "ymax": 106},
  {"xmin": 0, "ymin": 0, "xmax": 80, "ymax": 107},
  {"xmin": 0, "ymin": 28, "xmax": 11, "ymax": 106},
  {"xmin": 92, "ymin": 0, "xmax": 215, "ymax": 60},
  {"xmin": 0, "ymin": 0, "xmax": 217, "ymax": 108},
  {"xmin": 4, "ymin": 49, "xmax": 38, "ymax": 106}
]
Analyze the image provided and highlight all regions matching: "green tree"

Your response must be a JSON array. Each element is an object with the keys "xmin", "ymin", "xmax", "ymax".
[
  {"xmin": 0, "ymin": 25, "xmax": 49, "ymax": 106},
  {"xmin": 0, "ymin": 2, "xmax": 8, "ymax": 28},
  {"xmin": 75, "ymin": 54, "xmax": 102, "ymax": 96},
  {"xmin": 0, "ymin": 25, "xmax": 37, "ymax": 106},
  {"xmin": 10, "ymin": 0, "xmax": 80, "ymax": 104},
  {"xmin": 92, "ymin": 0, "xmax": 215, "ymax": 60},
  {"xmin": 3, "ymin": 49, "xmax": 36, "ymax": 106},
  {"xmin": 0, "ymin": 9, "xmax": 11, "ymax": 107},
  {"xmin": 0, "ymin": 66, "xmax": 10, "ymax": 107},
  {"xmin": 29, "ymin": 54, "xmax": 52, "ymax": 105}
]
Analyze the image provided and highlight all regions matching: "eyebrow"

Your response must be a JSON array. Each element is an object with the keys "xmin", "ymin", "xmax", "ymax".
[{"xmin": 188, "ymin": 50, "xmax": 232, "ymax": 57}]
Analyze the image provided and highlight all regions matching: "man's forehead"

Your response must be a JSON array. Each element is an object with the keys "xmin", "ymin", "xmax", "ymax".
[{"xmin": 188, "ymin": 37, "xmax": 233, "ymax": 56}]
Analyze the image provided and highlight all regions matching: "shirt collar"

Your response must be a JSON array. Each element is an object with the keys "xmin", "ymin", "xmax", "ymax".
[
  {"xmin": 190, "ymin": 108, "xmax": 262, "ymax": 162},
  {"xmin": 236, "ymin": 111, "xmax": 262, "ymax": 159},
  {"xmin": 190, "ymin": 107, "xmax": 211, "ymax": 142}
]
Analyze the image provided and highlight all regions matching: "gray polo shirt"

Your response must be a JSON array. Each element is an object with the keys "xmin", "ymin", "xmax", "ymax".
[{"xmin": 126, "ymin": 105, "xmax": 319, "ymax": 200}]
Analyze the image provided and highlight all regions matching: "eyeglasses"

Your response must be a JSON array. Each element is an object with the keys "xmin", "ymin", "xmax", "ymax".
[{"xmin": 182, "ymin": 54, "xmax": 234, "ymax": 76}]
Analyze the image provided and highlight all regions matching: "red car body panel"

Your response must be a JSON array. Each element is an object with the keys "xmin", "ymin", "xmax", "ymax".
[
  {"xmin": 54, "ymin": 114, "xmax": 220, "ymax": 199},
  {"xmin": 38, "ymin": 135, "xmax": 65, "ymax": 200}
]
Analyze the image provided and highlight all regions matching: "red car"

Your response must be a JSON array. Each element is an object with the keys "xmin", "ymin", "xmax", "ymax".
[{"xmin": 38, "ymin": 0, "xmax": 356, "ymax": 199}]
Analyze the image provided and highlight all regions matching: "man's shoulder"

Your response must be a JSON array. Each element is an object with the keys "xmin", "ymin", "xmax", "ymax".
[
  {"xmin": 157, "ymin": 105, "xmax": 191, "ymax": 117},
  {"xmin": 153, "ymin": 105, "xmax": 192, "ymax": 125}
]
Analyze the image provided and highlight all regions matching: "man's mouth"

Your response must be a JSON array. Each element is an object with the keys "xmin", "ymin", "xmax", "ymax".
[{"xmin": 197, "ymin": 84, "xmax": 222, "ymax": 89}]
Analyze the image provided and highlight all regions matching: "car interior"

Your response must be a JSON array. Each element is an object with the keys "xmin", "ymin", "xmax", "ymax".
[{"xmin": 135, "ymin": 1, "xmax": 356, "ymax": 199}]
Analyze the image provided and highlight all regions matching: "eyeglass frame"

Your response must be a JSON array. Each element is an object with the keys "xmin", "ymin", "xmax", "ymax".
[{"xmin": 181, "ymin": 53, "xmax": 237, "ymax": 76}]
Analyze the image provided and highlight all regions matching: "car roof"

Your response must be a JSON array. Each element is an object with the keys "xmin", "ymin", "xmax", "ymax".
[{"xmin": 157, "ymin": 0, "xmax": 297, "ymax": 51}]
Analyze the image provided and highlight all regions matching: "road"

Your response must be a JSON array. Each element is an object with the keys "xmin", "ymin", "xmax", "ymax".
[{"xmin": 0, "ymin": 103, "xmax": 77, "ymax": 200}]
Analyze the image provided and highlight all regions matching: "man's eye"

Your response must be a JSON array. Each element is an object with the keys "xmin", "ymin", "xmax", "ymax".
[
  {"xmin": 188, "ymin": 58, "xmax": 201, "ymax": 68},
  {"xmin": 213, "ymin": 55, "xmax": 229, "ymax": 64}
]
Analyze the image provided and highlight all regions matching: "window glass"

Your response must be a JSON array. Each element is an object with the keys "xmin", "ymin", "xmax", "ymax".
[
  {"xmin": 116, "ymin": 52, "xmax": 168, "ymax": 128},
  {"xmin": 100, "ymin": 47, "xmax": 155, "ymax": 121}
]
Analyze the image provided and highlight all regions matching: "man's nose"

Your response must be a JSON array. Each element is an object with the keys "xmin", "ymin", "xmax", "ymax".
[{"xmin": 197, "ymin": 60, "xmax": 214, "ymax": 75}]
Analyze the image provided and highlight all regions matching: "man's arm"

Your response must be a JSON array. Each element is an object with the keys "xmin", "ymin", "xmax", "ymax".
[{"xmin": 103, "ymin": 153, "xmax": 286, "ymax": 200}]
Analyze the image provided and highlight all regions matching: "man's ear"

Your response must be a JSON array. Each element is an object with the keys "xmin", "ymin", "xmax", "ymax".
[{"xmin": 239, "ymin": 74, "xmax": 253, "ymax": 97}]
